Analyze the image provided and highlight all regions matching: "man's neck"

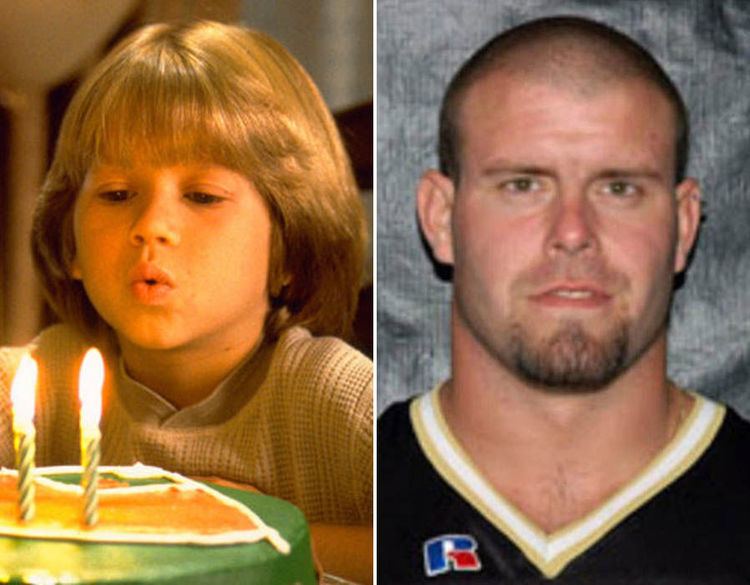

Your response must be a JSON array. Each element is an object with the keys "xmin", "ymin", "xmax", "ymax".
[{"xmin": 444, "ymin": 319, "xmax": 690, "ymax": 534}]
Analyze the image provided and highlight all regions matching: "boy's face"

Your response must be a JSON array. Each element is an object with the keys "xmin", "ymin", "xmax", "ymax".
[{"xmin": 72, "ymin": 162, "xmax": 272, "ymax": 356}]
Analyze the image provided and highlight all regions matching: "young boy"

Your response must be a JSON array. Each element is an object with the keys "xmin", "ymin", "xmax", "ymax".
[{"xmin": 0, "ymin": 21, "xmax": 371, "ymax": 582}]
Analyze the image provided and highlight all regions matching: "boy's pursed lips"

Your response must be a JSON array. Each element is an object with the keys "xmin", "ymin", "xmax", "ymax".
[
  {"xmin": 129, "ymin": 262, "xmax": 175, "ymax": 287},
  {"xmin": 129, "ymin": 262, "xmax": 176, "ymax": 305}
]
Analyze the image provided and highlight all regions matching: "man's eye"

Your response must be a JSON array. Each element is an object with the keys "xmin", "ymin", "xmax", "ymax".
[
  {"xmin": 501, "ymin": 177, "xmax": 538, "ymax": 193},
  {"xmin": 185, "ymin": 191, "xmax": 224, "ymax": 205},
  {"xmin": 98, "ymin": 190, "xmax": 133, "ymax": 202},
  {"xmin": 604, "ymin": 181, "xmax": 638, "ymax": 197}
]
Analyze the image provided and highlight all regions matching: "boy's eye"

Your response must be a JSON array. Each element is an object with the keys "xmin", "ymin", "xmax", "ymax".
[
  {"xmin": 98, "ymin": 190, "xmax": 134, "ymax": 202},
  {"xmin": 185, "ymin": 191, "xmax": 224, "ymax": 205}
]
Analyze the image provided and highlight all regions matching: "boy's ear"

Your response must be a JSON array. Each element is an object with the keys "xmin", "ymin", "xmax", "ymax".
[
  {"xmin": 269, "ymin": 269, "xmax": 292, "ymax": 299},
  {"xmin": 69, "ymin": 255, "xmax": 83, "ymax": 280},
  {"xmin": 673, "ymin": 177, "xmax": 701, "ymax": 274},
  {"xmin": 416, "ymin": 170, "xmax": 456, "ymax": 265}
]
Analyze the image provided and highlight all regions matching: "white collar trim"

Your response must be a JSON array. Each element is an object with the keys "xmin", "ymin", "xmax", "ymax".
[{"xmin": 411, "ymin": 386, "xmax": 725, "ymax": 577}]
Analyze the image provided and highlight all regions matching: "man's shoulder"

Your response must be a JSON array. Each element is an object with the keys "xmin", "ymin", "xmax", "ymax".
[
  {"xmin": 718, "ymin": 403, "xmax": 750, "ymax": 435},
  {"xmin": 377, "ymin": 393, "xmax": 490, "ymax": 584},
  {"xmin": 377, "ymin": 394, "xmax": 439, "ymax": 497},
  {"xmin": 667, "ymin": 397, "xmax": 750, "ymax": 523},
  {"xmin": 378, "ymin": 397, "xmax": 414, "ymax": 436},
  {"xmin": 705, "ymin": 402, "xmax": 750, "ymax": 470}
]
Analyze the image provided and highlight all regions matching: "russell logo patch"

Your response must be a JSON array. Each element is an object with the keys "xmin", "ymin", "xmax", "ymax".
[{"xmin": 423, "ymin": 534, "xmax": 482, "ymax": 577}]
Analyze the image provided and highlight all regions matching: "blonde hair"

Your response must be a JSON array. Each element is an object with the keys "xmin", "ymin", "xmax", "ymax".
[{"xmin": 32, "ymin": 21, "xmax": 366, "ymax": 341}]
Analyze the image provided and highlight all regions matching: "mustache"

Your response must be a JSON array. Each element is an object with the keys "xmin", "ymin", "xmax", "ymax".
[{"xmin": 518, "ymin": 257, "xmax": 628, "ymax": 292}]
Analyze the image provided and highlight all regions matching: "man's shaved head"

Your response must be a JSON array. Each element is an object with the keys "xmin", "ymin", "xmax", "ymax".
[{"xmin": 438, "ymin": 16, "xmax": 689, "ymax": 184}]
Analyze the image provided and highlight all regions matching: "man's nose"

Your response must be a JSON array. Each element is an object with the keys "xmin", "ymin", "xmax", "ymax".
[{"xmin": 546, "ymin": 192, "xmax": 597, "ymax": 257}]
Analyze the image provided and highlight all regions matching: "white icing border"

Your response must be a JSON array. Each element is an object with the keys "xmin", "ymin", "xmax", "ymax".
[{"xmin": 0, "ymin": 464, "xmax": 289, "ymax": 553}]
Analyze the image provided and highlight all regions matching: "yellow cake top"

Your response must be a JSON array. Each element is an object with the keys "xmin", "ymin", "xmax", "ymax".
[{"xmin": 0, "ymin": 464, "xmax": 288, "ymax": 552}]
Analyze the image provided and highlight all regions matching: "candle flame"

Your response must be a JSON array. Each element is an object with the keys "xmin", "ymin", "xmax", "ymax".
[
  {"xmin": 79, "ymin": 348, "xmax": 104, "ymax": 430},
  {"xmin": 10, "ymin": 354, "xmax": 37, "ymax": 428}
]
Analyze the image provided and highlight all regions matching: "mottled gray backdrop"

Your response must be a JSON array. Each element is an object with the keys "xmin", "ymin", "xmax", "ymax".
[{"xmin": 376, "ymin": 0, "xmax": 750, "ymax": 416}]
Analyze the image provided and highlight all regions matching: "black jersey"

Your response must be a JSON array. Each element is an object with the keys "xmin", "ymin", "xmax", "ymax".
[{"xmin": 378, "ymin": 388, "xmax": 750, "ymax": 584}]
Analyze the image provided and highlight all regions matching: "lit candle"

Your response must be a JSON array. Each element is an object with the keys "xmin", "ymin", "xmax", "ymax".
[
  {"xmin": 10, "ymin": 353, "xmax": 38, "ymax": 522},
  {"xmin": 79, "ymin": 347, "xmax": 104, "ymax": 526}
]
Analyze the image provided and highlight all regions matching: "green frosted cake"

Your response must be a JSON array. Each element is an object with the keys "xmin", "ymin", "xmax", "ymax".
[{"xmin": 0, "ymin": 465, "xmax": 316, "ymax": 584}]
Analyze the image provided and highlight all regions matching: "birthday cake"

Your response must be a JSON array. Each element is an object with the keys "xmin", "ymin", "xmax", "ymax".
[{"xmin": 0, "ymin": 464, "xmax": 316, "ymax": 584}]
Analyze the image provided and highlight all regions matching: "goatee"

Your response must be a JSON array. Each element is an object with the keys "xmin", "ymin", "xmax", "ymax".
[{"xmin": 509, "ymin": 319, "xmax": 629, "ymax": 392}]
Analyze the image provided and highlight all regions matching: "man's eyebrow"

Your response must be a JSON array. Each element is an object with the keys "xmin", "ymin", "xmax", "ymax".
[
  {"xmin": 479, "ymin": 162, "xmax": 557, "ymax": 178},
  {"xmin": 477, "ymin": 163, "xmax": 667, "ymax": 182},
  {"xmin": 595, "ymin": 168, "xmax": 666, "ymax": 181}
]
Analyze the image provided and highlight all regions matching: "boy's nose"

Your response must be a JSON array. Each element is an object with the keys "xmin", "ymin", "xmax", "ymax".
[{"xmin": 128, "ymin": 198, "xmax": 181, "ymax": 247}]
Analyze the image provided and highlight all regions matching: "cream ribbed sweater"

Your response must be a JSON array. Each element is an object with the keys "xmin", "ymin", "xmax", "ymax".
[{"xmin": 0, "ymin": 324, "xmax": 372, "ymax": 524}]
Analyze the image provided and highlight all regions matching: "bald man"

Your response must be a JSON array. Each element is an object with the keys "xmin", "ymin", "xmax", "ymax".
[{"xmin": 378, "ymin": 16, "xmax": 750, "ymax": 584}]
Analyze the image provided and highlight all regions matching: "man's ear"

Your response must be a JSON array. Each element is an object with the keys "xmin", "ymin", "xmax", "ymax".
[
  {"xmin": 673, "ymin": 177, "xmax": 701, "ymax": 274},
  {"xmin": 416, "ymin": 169, "xmax": 456, "ymax": 265}
]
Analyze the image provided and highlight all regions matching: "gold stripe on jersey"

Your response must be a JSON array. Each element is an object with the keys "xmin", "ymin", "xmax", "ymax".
[{"xmin": 410, "ymin": 385, "xmax": 725, "ymax": 578}]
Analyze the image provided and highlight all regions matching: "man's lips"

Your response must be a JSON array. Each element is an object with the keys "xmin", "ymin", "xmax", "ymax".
[{"xmin": 528, "ymin": 284, "xmax": 612, "ymax": 308}]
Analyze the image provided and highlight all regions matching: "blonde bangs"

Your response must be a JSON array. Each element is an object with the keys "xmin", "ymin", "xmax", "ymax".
[
  {"xmin": 78, "ymin": 69, "xmax": 249, "ymax": 173},
  {"xmin": 64, "ymin": 30, "xmax": 306, "ymax": 190}
]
